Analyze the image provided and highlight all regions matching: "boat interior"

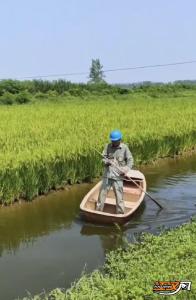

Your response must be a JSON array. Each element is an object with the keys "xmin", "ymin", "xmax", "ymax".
[{"xmin": 84, "ymin": 178, "xmax": 144, "ymax": 214}]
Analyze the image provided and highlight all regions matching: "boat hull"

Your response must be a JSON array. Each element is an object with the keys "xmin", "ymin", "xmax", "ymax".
[
  {"xmin": 80, "ymin": 209, "xmax": 141, "ymax": 224},
  {"xmin": 80, "ymin": 170, "xmax": 146, "ymax": 225}
]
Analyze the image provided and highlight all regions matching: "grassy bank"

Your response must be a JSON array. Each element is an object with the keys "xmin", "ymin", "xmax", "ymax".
[
  {"xmin": 20, "ymin": 219, "xmax": 196, "ymax": 300},
  {"xmin": 0, "ymin": 92, "xmax": 196, "ymax": 204}
]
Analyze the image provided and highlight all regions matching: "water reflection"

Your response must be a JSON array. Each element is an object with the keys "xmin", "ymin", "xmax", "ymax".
[
  {"xmin": 0, "ymin": 153, "xmax": 195, "ymax": 300},
  {"xmin": 0, "ymin": 184, "xmax": 91, "ymax": 256}
]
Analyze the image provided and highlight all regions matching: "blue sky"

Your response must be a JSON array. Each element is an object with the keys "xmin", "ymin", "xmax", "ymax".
[{"xmin": 0, "ymin": 0, "xmax": 196, "ymax": 83}]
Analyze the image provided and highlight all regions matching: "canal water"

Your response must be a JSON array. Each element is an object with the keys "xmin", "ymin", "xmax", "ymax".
[{"xmin": 0, "ymin": 153, "xmax": 196, "ymax": 300}]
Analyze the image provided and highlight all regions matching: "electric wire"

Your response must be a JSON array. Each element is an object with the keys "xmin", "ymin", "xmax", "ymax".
[{"xmin": 0, "ymin": 59, "xmax": 196, "ymax": 80}]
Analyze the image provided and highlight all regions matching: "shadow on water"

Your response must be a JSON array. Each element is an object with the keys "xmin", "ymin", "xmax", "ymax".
[{"xmin": 0, "ymin": 153, "xmax": 196, "ymax": 299}]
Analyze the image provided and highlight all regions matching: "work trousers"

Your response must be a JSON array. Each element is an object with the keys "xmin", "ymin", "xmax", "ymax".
[{"xmin": 96, "ymin": 178, "xmax": 125, "ymax": 214}]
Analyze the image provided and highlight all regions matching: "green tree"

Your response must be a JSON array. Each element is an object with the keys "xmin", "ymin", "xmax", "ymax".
[{"xmin": 88, "ymin": 59, "xmax": 106, "ymax": 84}]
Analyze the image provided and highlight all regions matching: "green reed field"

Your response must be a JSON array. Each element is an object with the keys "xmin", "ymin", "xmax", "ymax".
[{"xmin": 0, "ymin": 92, "xmax": 196, "ymax": 204}]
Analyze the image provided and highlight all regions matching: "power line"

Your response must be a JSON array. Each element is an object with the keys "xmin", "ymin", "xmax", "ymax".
[
  {"xmin": 18, "ymin": 71, "xmax": 88, "ymax": 80},
  {"xmin": 103, "ymin": 60, "xmax": 196, "ymax": 72},
  {"xmin": 1, "ymin": 59, "xmax": 196, "ymax": 80}
]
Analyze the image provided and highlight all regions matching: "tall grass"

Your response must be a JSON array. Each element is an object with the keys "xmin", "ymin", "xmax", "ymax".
[{"xmin": 0, "ymin": 93, "xmax": 196, "ymax": 204}]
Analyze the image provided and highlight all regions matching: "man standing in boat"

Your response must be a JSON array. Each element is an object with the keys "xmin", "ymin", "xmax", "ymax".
[{"xmin": 96, "ymin": 130, "xmax": 134, "ymax": 214}]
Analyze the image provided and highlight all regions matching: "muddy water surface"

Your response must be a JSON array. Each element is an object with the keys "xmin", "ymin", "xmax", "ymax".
[{"xmin": 0, "ymin": 154, "xmax": 196, "ymax": 300}]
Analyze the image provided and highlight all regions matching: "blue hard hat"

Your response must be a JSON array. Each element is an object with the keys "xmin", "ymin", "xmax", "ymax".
[{"xmin": 110, "ymin": 130, "xmax": 122, "ymax": 141}]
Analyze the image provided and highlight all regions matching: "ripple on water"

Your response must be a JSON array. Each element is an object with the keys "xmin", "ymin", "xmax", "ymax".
[{"xmin": 0, "ymin": 154, "xmax": 196, "ymax": 300}]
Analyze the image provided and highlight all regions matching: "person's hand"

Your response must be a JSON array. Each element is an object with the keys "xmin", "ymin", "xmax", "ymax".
[
  {"xmin": 124, "ymin": 173, "xmax": 130, "ymax": 179},
  {"xmin": 103, "ymin": 158, "xmax": 112, "ymax": 166},
  {"xmin": 121, "ymin": 171, "xmax": 129, "ymax": 178}
]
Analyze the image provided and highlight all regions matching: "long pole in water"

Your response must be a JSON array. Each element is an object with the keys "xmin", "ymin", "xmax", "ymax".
[{"xmin": 93, "ymin": 147, "xmax": 163, "ymax": 209}]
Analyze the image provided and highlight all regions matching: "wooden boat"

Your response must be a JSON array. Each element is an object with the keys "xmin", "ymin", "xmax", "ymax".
[{"xmin": 80, "ymin": 169, "xmax": 146, "ymax": 224}]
